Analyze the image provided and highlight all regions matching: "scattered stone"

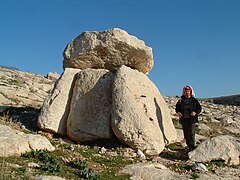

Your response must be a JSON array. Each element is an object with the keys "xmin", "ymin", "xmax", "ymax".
[
  {"xmin": 0, "ymin": 124, "xmax": 55, "ymax": 157},
  {"xmin": 137, "ymin": 149, "xmax": 146, "ymax": 160},
  {"xmin": 192, "ymin": 162, "xmax": 208, "ymax": 172},
  {"xmin": 188, "ymin": 135, "xmax": 240, "ymax": 165},
  {"xmin": 120, "ymin": 162, "xmax": 190, "ymax": 180},
  {"xmin": 35, "ymin": 176, "xmax": 65, "ymax": 180},
  {"xmin": 45, "ymin": 72, "xmax": 60, "ymax": 80}
]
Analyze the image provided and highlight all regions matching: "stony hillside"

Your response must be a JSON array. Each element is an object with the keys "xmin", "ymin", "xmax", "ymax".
[
  {"xmin": 0, "ymin": 66, "xmax": 240, "ymax": 179},
  {"xmin": 0, "ymin": 66, "xmax": 59, "ymax": 108},
  {"xmin": 200, "ymin": 94, "xmax": 240, "ymax": 106}
]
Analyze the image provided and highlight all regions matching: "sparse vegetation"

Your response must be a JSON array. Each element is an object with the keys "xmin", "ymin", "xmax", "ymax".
[
  {"xmin": 0, "ymin": 113, "xmax": 23, "ymax": 131},
  {"xmin": 172, "ymin": 118, "xmax": 182, "ymax": 129},
  {"xmin": 191, "ymin": 173, "xmax": 200, "ymax": 179},
  {"xmin": 1, "ymin": 111, "xmax": 240, "ymax": 179},
  {"xmin": 0, "ymin": 142, "xmax": 132, "ymax": 179},
  {"xmin": 1, "ymin": 66, "xmax": 240, "ymax": 179}
]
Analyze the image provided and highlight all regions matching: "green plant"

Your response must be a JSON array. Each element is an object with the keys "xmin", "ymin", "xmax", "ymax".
[
  {"xmin": 22, "ymin": 149, "xmax": 60, "ymax": 173},
  {"xmin": 165, "ymin": 143, "xmax": 185, "ymax": 151},
  {"xmin": 172, "ymin": 118, "xmax": 183, "ymax": 129},
  {"xmin": 76, "ymin": 146, "xmax": 99, "ymax": 158},
  {"xmin": 195, "ymin": 124, "xmax": 200, "ymax": 134},
  {"xmin": 191, "ymin": 172, "xmax": 199, "ymax": 179},
  {"xmin": 207, "ymin": 160, "xmax": 226, "ymax": 170},
  {"xmin": 69, "ymin": 159, "xmax": 88, "ymax": 170},
  {"xmin": 77, "ymin": 168, "xmax": 100, "ymax": 180}
]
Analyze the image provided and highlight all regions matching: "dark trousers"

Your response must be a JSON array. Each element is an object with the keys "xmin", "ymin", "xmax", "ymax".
[{"xmin": 181, "ymin": 118, "xmax": 195, "ymax": 150}]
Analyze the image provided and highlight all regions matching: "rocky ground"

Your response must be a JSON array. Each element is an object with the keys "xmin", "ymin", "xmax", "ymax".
[{"xmin": 0, "ymin": 66, "xmax": 240, "ymax": 179}]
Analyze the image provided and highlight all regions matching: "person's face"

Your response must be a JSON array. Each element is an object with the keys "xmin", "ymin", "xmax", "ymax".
[{"xmin": 184, "ymin": 88, "xmax": 191, "ymax": 97}]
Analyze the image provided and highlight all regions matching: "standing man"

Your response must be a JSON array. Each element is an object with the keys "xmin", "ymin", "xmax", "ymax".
[{"xmin": 175, "ymin": 85, "xmax": 202, "ymax": 151}]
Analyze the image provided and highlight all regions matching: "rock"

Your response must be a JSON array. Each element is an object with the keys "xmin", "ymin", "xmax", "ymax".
[
  {"xmin": 35, "ymin": 176, "xmax": 65, "ymax": 180},
  {"xmin": 0, "ymin": 124, "xmax": 30, "ymax": 157},
  {"xmin": 63, "ymin": 28, "xmax": 154, "ymax": 74},
  {"xmin": 198, "ymin": 123, "xmax": 212, "ymax": 134},
  {"xmin": 192, "ymin": 162, "xmax": 208, "ymax": 172},
  {"xmin": 24, "ymin": 134, "xmax": 55, "ymax": 151},
  {"xmin": 213, "ymin": 167, "xmax": 240, "ymax": 179},
  {"xmin": 111, "ymin": 65, "xmax": 177, "ymax": 155},
  {"xmin": 120, "ymin": 162, "xmax": 190, "ymax": 180},
  {"xmin": 188, "ymin": 135, "xmax": 240, "ymax": 165},
  {"xmin": 67, "ymin": 69, "xmax": 114, "ymax": 142},
  {"xmin": 45, "ymin": 72, "xmax": 60, "ymax": 80},
  {"xmin": 38, "ymin": 68, "xmax": 80, "ymax": 135},
  {"xmin": 221, "ymin": 117, "xmax": 234, "ymax": 124},
  {"xmin": 137, "ymin": 149, "xmax": 146, "ymax": 160},
  {"xmin": 0, "ymin": 66, "xmax": 55, "ymax": 108},
  {"xmin": 0, "ymin": 124, "xmax": 54, "ymax": 157}
]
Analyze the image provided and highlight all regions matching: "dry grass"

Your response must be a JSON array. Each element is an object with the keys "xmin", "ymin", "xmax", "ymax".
[{"xmin": 0, "ymin": 113, "xmax": 23, "ymax": 131}]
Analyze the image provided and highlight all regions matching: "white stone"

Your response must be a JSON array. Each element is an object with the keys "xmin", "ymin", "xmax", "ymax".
[
  {"xmin": 63, "ymin": 28, "xmax": 153, "ymax": 74},
  {"xmin": 189, "ymin": 135, "xmax": 240, "ymax": 165},
  {"xmin": 111, "ymin": 65, "xmax": 177, "ymax": 155},
  {"xmin": 38, "ymin": 68, "xmax": 81, "ymax": 135},
  {"xmin": 0, "ymin": 124, "xmax": 54, "ymax": 157},
  {"xmin": 24, "ymin": 134, "xmax": 55, "ymax": 151},
  {"xmin": 67, "ymin": 69, "xmax": 114, "ymax": 142}
]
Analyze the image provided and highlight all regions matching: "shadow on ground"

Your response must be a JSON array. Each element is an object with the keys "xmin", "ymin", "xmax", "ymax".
[
  {"xmin": 159, "ymin": 143, "xmax": 189, "ymax": 161},
  {"xmin": 0, "ymin": 106, "xmax": 40, "ymax": 131}
]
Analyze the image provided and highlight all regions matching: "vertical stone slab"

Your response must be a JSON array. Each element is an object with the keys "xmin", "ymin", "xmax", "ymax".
[
  {"xmin": 67, "ymin": 69, "xmax": 114, "ymax": 142},
  {"xmin": 38, "ymin": 68, "xmax": 80, "ymax": 135},
  {"xmin": 111, "ymin": 65, "xmax": 177, "ymax": 155}
]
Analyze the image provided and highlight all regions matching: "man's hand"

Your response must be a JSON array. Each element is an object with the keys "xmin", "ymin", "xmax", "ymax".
[{"xmin": 191, "ymin": 111, "xmax": 196, "ymax": 116}]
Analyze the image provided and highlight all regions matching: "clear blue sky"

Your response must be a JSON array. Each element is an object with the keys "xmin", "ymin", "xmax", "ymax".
[{"xmin": 1, "ymin": 0, "xmax": 240, "ymax": 98}]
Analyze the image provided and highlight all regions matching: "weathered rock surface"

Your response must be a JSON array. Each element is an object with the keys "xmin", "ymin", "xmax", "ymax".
[
  {"xmin": 189, "ymin": 135, "xmax": 240, "ymax": 165},
  {"xmin": 0, "ymin": 66, "xmax": 56, "ymax": 108},
  {"xmin": 67, "ymin": 69, "xmax": 114, "ymax": 142},
  {"xmin": 38, "ymin": 68, "xmax": 80, "ymax": 135},
  {"xmin": 112, "ymin": 65, "xmax": 177, "ymax": 154},
  {"xmin": 120, "ymin": 162, "xmax": 190, "ymax": 180},
  {"xmin": 35, "ymin": 176, "xmax": 65, "ymax": 180},
  {"xmin": 0, "ymin": 124, "xmax": 54, "ymax": 157},
  {"xmin": 63, "ymin": 28, "xmax": 154, "ymax": 74}
]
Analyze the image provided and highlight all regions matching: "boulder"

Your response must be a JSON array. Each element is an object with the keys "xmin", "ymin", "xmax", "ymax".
[
  {"xmin": 67, "ymin": 69, "xmax": 114, "ymax": 142},
  {"xmin": 63, "ymin": 28, "xmax": 153, "ymax": 74},
  {"xmin": 45, "ymin": 72, "xmax": 60, "ymax": 80},
  {"xmin": 24, "ymin": 134, "xmax": 55, "ymax": 151},
  {"xmin": 38, "ymin": 68, "xmax": 80, "ymax": 135},
  {"xmin": 189, "ymin": 135, "xmax": 240, "ymax": 165},
  {"xmin": 0, "ymin": 124, "xmax": 55, "ymax": 157},
  {"xmin": 120, "ymin": 162, "xmax": 190, "ymax": 180},
  {"xmin": 35, "ymin": 176, "xmax": 65, "ymax": 180},
  {"xmin": 111, "ymin": 65, "xmax": 177, "ymax": 155}
]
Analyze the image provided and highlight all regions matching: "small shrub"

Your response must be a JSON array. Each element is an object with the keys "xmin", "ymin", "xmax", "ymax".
[
  {"xmin": 40, "ymin": 161, "xmax": 60, "ymax": 173},
  {"xmin": 69, "ymin": 159, "xmax": 88, "ymax": 170},
  {"xmin": 22, "ymin": 149, "xmax": 60, "ymax": 173},
  {"xmin": 77, "ymin": 168, "xmax": 100, "ymax": 180},
  {"xmin": 172, "ymin": 118, "xmax": 182, "ymax": 129},
  {"xmin": 191, "ymin": 173, "xmax": 199, "ymax": 179},
  {"xmin": 207, "ymin": 160, "xmax": 226, "ymax": 169}
]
